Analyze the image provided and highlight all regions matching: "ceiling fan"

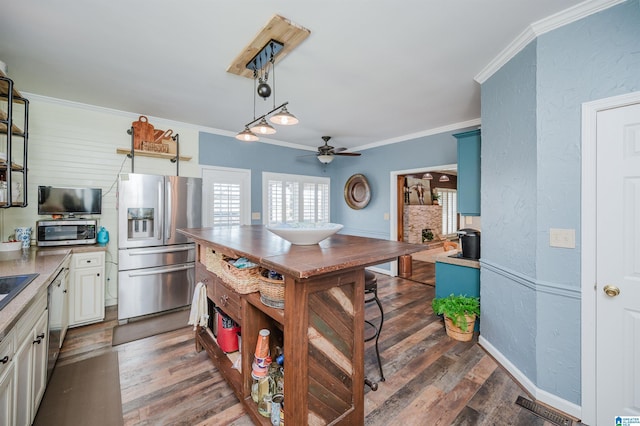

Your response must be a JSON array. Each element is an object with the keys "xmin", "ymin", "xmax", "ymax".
[{"xmin": 314, "ymin": 136, "xmax": 361, "ymax": 164}]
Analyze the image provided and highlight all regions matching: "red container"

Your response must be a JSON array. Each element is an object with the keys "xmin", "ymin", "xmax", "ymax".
[{"xmin": 217, "ymin": 313, "xmax": 240, "ymax": 353}]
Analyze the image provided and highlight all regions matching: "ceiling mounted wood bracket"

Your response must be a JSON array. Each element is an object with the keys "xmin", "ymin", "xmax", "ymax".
[
  {"xmin": 227, "ymin": 14, "xmax": 311, "ymax": 79},
  {"xmin": 246, "ymin": 40, "xmax": 283, "ymax": 71}
]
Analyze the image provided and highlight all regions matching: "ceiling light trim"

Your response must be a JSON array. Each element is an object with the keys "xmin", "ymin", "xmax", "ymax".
[{"xmin": 475, "ymin": 0, "xmax": 626, "ymax": 84}]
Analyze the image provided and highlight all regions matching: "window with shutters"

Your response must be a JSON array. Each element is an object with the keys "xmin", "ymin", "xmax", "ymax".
[
  {"xmin": 263, "ymin": 172, "xmax": 330, "ymax": 224},
  {"xmin": 437, "ymin": 188, "xmax": 458, "ymax": 236},
  {"xmin": 202, "ymin": 167, "xmax": 251, "ymax": 227}
]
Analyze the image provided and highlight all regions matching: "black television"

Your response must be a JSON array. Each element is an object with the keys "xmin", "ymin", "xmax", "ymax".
[{"xmin": 38, "ymin": 186, "xmax": 102, "ymax": 216}]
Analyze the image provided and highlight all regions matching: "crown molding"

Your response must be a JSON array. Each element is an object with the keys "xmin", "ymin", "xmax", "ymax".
[{"xmin": 475, "ymin": 0, "xmax": 627, "ymax": 84}]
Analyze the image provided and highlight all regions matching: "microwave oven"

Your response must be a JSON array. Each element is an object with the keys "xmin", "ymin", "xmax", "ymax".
[{"xmin": 36, "ymin": 219, "xmax": 97, "ymax": 246}]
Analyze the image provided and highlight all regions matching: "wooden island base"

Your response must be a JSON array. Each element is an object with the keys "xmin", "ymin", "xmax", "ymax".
[{"xmin": 179, "ymin": 226, "xmax": 423, "ymax": 425}]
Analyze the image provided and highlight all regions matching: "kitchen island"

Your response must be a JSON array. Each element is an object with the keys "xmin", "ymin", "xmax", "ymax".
[{"xmin": 178, "ymin": 226, "xmax": 423, "ymax": 425}]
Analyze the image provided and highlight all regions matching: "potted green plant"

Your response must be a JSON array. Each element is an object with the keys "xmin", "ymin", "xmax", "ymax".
[
  {"xmin": 431, "ymin": 193, "xmax": 441, "ymax": 205},
  {"xmin": 431, "ymin": 294, "xmax": 480, "ymax": 341}
]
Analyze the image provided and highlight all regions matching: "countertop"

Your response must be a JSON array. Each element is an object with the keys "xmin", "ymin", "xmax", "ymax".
[
  {"xmin": 0, "ymin": 244, "xmax": 108, "ymax": 340},
  {"xmin": 178, "ymin": 225, "xmax": 425, "ymax": 279},
  {"xmin": 434, "ymin": 250, "xmax": 480, "ymax": 269}
]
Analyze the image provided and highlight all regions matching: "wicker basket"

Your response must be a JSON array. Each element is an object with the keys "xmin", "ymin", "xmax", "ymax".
[
  {"xmin": 259, "ymin": 269, "xmax": 285, "ymax": 309},
  {"xmin": 218, "ymin": 259, "xmax": 260, "ymax": 294},
  {"xmin": 205, "ymin": 250, "xmax": 260, "ymax": 294}
]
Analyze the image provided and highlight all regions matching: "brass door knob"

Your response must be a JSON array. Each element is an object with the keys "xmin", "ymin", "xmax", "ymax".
[{"xmin": 603, "ymin": 285, "xmax": 620, "ymax": 297}]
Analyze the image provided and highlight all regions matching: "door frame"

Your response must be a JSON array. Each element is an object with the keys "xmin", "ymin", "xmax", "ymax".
[
  {"xmin": 580, "ymin": 90, "xmax": 640, "ymax": 424},
  {"xmin": 389, "ymin": 164, "xmax": 456, "ymax": 275}
]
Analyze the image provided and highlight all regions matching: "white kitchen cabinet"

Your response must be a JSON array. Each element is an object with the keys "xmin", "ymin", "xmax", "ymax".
[
  {"xmin": 14, "ymin": 290, "xmax": 48, "ymax": 426},
  {"xmin": 31, "ymin": 310, "xmax": 48, "ymax": 414},
  {"xmin": 0, "ymin": 362, "xmax": 14, "ymax": 426},
  {"xmin": 0, "ymin": 329, "xmax": 15, "ymax": 426},
  {"xmin": 69, "ymin": 251, "xmax": 105, "ymax": 327}
]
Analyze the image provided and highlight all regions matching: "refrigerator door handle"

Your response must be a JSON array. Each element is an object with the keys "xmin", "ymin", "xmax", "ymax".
[
  {"xmin": 157, "ymin": 180, "xmax": 164, "ymax": 240},
  {"xmin": 124, "ymin": 245, "xmax": 194, "ymax": 256},
  {"xmin": 166, "ymin": 180, "xmax": 172, "ymax": 241},
  {"xmin": 126, "ymin": 263, "xmax": 194, "ymax": 277}
]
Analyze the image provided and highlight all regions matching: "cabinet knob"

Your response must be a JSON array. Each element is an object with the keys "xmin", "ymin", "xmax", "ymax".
[
  {"xmin": 219, "ymin": 294, "xmax": 229, "ymax": 306},
  {"xmin": 0, "ymin": 355, "xmax": 8, "ymax": 364}
]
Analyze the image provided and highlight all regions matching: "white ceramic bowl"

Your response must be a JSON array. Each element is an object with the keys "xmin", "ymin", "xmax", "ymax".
[
  {"xmin": 0, "ymin": 241, "xmax": 22, "ymax": 251},
  {"xmin": 266, "ymin": 222, "xmax": 343, "ymax": 245}
]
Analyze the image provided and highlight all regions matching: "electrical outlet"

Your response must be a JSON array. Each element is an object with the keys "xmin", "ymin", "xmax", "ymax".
[
  {"xmin": 251, "ymin": 212, "xmax": 261, "ymax": 220},
  {"xmin": 466, "ymin": 216, "xmax": 473, "ymax": 225},
  {"xmin": 549, "ymin": 228, "xmax": 575, "ymax": 248},
  {"xmin": 383, "ymin": 213, "xmax": 390, "ymax": 220}
]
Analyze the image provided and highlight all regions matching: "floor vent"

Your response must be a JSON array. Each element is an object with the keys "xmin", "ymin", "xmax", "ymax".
[{"xmin": 515, "ymin": 396, "xmax": 573, "ymax": 426}]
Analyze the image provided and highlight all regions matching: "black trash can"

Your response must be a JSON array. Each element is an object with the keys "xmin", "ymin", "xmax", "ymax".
[{"xmin": 458, "ymin": 228, "xmax": 481, "ymax": 260}]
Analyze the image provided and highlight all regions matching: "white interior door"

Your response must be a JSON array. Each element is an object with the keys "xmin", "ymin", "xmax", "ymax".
[{"xmin": 596, "ymin": 102, "xmax": 640, "ymax": 423}]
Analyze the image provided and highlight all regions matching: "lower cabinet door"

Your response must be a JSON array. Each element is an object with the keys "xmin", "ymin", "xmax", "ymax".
[
  {"xmin": 31, "ymin": 310, "xmax": 49, "ymax": 414},
  {"xmin": 14, "ymin": 337, "xmax": 33, "ymax": 426},
  {"xmin": 70, "ymin": 267, "xmax": 105, "ymax": 326},
  {"xmin": 0, "ymin": 362, "xmax": 15, "ymax": 426}
]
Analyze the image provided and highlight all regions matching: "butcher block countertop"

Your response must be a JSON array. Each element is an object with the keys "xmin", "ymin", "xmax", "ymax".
[{"xmin": 178, "ymin": 225, "xmax": 425, "ymax": 279}]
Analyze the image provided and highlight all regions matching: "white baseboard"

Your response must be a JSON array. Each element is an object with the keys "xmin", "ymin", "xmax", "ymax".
[{"xmin": 478, "ymin": 336, "xmax": 582, "ymax": 420}]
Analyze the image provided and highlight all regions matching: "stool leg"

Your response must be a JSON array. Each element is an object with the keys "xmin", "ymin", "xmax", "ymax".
[{"xmin": 372, "ymin": 289, "xmax": 385, "ymax": 381}]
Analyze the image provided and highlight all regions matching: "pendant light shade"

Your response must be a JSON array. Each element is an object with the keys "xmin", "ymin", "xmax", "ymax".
[
  {"xmin": 250, "ymin": 118, "xmax": 276, "ymax": 135},
  {"xmin": 422, "ymin": 173, "xmax": 433, "ymax": 180},
  {"xmin": 236, "ymin": 127, "xmax": 259, "ymax": 142},
  {"xmin": 269, "ymin": 105, "xmax": 298, "ymax": 125},
  {"xmin": 439, "ymin": 174, "xmax": 450, "ymax": 182}
]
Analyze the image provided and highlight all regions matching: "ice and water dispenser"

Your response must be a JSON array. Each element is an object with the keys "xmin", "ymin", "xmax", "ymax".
[{"xmin": 127, "ymin": 208, "xmax": 155, "ymax": 239}]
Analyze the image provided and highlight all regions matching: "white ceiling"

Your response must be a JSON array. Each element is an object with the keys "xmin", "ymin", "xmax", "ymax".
[{"xmin": 0, "ymin": 0, "xmax": 589, "ymax": 151}]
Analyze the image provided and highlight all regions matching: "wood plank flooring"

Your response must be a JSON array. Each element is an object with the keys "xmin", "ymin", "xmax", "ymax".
[{"xmin": 54, "ymin": 272, "xmax": 573, "ymax": 426}]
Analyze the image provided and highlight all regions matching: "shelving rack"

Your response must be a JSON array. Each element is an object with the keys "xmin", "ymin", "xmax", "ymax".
[{"xmin": 0, "ymin": 72, "xmax": 29, "ymax": 208}]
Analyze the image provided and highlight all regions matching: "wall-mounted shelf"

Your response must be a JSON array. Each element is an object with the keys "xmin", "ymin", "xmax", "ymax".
[
  {"xmin": 0, "ymin": 72, "xmax": 29, "ymax": 208},
  {"xmin": 116, "ymin": 148, "xmax": 192, "ymax": 161}
]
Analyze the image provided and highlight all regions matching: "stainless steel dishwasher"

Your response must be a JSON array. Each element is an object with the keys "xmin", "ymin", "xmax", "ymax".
[{"xmin": 47, "ymin": 258, "xmax": 70, "ymax": 381}]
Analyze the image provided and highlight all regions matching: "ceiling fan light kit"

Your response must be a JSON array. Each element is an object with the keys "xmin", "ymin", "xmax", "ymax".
[
  {"xmin": 317, "ymin": 154, "xmax": 334, "ymax": 164},
  {"xmin": 231, "ymin": 16, "xmax": 310, "ymax": 143},
  {"xmin": 312, "ymin": 136, "xmax": 361, "ymax": 164}
]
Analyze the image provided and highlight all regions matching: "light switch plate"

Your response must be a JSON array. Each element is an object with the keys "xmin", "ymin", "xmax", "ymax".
[
  {"xmin": 383, "ymin": 213, "xmax": 390, "ymax": 220},
  {"xmin": 251, "ymin": 212, "xmax": 261, "ymax": 220},
  {"xmin": 549, "ymin": 228, "xmax": 575, "ymax": 248}
]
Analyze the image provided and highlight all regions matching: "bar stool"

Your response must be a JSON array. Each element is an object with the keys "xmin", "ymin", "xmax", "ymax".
[{"xmin": 364, "ymin": 270, "xmax": 385, "ymax": 382}]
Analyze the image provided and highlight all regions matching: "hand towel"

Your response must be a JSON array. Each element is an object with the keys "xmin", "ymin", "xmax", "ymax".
[{"xmin": 188, "ymin": 281, "xmax": 209, "ymax": 330}]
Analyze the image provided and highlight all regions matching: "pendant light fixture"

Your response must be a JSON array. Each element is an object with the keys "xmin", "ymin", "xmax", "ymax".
[
  {"xmin": 439, "ymin": 174, "xmax": 450, "ymax": 182},
  {"xmin": 235, "ymin": 40, "xmax": 299, "ymax": 142},
  {"xmin": 236, "ymin": 127, "xmax": 259, "ymax": 142},
  {"xmin": 422, "ymin": 173, "xmax": 433, "ymax": 180}
]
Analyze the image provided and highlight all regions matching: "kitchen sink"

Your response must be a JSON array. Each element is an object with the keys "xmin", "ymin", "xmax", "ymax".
[{"xmin": 0, "ymin": 273, "xmax": 39, "ymax": 311}]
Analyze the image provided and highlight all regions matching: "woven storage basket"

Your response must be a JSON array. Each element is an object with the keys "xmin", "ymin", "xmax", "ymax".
[
  {"xmin": 217, "ymin": 257, "xmax": 261, "ymax": 294},
  {"xmin": 205, "ymin": 250, "xmax": 223, "ymax": 275},
  {"xmin": 259, "ymin": 269, "xmax": 285, "ymax": 309}
]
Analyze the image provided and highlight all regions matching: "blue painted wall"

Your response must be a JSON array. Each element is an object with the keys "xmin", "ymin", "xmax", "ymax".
[
  {"xmin": 199, "ymin": 130, "xmax": 464, "ymax": 243},
  {"xmin": 481, "ymin": 0, "xmax": 640, "ymax": 406}
]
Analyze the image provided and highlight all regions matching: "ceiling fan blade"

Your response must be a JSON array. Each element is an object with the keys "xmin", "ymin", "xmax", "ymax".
[{"xmin": 334, "ymin": 152, "xmax": 361, "ymax": 156}]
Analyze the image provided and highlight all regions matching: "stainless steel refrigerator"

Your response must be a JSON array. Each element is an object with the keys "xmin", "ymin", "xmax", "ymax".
[{"xmin": 117, "ymin": 173, "xmax": 202, "ymax": 321}]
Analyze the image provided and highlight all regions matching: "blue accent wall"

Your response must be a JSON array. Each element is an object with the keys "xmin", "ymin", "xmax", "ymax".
[
  {"xmin": 199, "ymin": 130, "xmax": 464, "ymax": 242},
  {"xmin": 481, "ymin": 0, "xmax": 640, "ymax": 406}
]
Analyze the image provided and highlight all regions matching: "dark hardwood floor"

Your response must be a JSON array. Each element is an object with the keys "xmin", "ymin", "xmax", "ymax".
[{"xmin": 54, "ymin": 272, "xmax": 571, "ymax": 426}]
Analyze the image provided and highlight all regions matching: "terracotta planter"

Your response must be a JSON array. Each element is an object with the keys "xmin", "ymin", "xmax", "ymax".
[{"xmin": 444, "ymin": 314, "xmax": 476, "ymax": 342}]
